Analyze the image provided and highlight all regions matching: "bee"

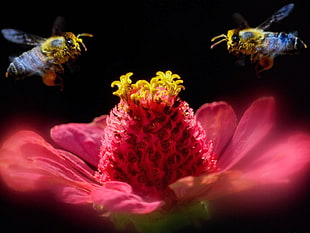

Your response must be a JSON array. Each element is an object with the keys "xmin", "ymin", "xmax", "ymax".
[
  {"xmin": 1, "ymin": 17, "xmax": 93, "ymax": 88},
  {"xmin": 210, "ymin": 3, "xmax": 307, "ymax": 74}
]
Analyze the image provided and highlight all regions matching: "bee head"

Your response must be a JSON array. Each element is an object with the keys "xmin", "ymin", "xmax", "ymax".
[
  {"xmin": 226, "ymin": 29, "xmax": 240, "ymax": 47},
  {"xmin": 211, "ymin": 29, "xmax": 241, "ymax": 49},
  {"xmin": 62, "ymin": 32, "xmax": 93, "ymax": 52}
]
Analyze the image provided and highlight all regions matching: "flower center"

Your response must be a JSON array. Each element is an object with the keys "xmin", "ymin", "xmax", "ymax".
[{"xmin": 96, "ymin": 71, "xmax": 217, "ymax": 199}]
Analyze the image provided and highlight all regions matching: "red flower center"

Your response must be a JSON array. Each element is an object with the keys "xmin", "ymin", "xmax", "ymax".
[{"xmin": 95, "ymin": 71, "xmax": 218, "ymax": 199}]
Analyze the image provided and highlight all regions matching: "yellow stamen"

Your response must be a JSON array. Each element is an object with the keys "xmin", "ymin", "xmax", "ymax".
[
  {"xmin": 111, "ymin": 72, "xmax": 133, "ymax": 101},
  {"xmin": 111, "ymin": 71, "xmax": 185, "ymax": 103}
]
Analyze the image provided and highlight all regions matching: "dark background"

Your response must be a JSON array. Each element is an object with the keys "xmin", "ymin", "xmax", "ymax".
[{"xmin": 0, "ymin": 0, "xmax": 309, "ymax": 232}]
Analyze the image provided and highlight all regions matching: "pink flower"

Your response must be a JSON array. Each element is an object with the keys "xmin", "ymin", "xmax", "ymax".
[{"xmin": 0, "ymin": 71, "xmax": 309, "ymax": 232}]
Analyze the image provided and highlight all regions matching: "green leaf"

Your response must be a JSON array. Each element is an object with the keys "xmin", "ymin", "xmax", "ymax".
[{"xmin": 110, "ymin": 201, "xmax": 209, "ymax": 233}]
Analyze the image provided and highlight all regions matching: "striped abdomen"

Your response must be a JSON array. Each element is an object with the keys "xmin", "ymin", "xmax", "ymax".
[
  {"xmin": 263, "ymin": 32, "xmax": 307, "ymax": 55},
  {"xmin": 6, "ymin": 46, "xmax": 50, "ymax": 79}
]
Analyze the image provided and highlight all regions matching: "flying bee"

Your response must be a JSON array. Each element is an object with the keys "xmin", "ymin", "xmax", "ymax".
[
  {"xmin": 210, "ymin": 3, "xmax": 307, "ymax": 74},
  {"xmin": 1, "ymin": 17, "xmax": 93, "ymax": 88}
]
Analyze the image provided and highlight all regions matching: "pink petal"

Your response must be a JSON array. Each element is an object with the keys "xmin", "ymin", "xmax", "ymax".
[
  {"xmin": 196, "ymin": 101, "xmax": 237, "ymax": 155},
  {"xmin": 169, "ymin": 172, "xmax": 253, "ymax": 203},
  {"xmin": 92, "ymin": 115, "xmax": 108, "ymax": 128},
  {"xmin": 243, "ymin": 133, "xmax": 310, "ymax": 183},
  {"xmin": 50, "ymin": 115, "xmax": 107, "ymax": 167},
  {"xmin": 56, "ymin": 186, "xmax": 94, "ymax": 204},
  {"xmin": 218, "ymin": 97, "xmax": 275, "ymax": 171},
  {"xmin": 91, "ymin": 181, "xmax": 164, "ymax": 214},
  {"xmin": 169, "ymin": 174, "xmax": 219, "ymax": 202},
  {"xmin": 0, "ymin": 130, "xmax": 98, "ymax": 204}
]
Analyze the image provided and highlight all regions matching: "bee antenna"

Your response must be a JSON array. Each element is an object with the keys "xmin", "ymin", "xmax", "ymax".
[
  {"xmin": 77, "ymin": 33, "xmax": 93, "ymax": 38},
  {"xmin": 77, "ymin": 33, "xmax": 93, "ymax": 51},
  {"xmin": 80, "ymin": 41, "xmax": 88, "ymax": 51},
  {"xmin": 210, "ymin": 34, "xmax": 227, "ymax": 49}
]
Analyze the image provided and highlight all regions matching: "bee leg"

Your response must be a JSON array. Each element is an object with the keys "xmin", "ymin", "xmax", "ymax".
[
  {"xmin": 41, "ymin": 71, "xmax": 64, "ymax": 90},
  {"xmin": 235, "ymin": 54, "xmax": 246, "ymax": 67},
  {"xmin": 255, "ymin": 56, "xmax": 274, "ymax": 76}
]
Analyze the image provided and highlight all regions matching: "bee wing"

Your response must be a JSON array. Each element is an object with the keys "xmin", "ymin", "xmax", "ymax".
[
  {"xmin": 51, "ymin": 16, "xmax": 67, "ymax": 36},
  {"xmin": 232, "ymin": 12, "xmax": 250, "ymax": 29},
  {"xmin": 1, "ymin": 28, "xmax": 46, "ymax": 46},
  {"xmin": 257, "ymin": 3, "xmax": 294, "ymax": 30}
]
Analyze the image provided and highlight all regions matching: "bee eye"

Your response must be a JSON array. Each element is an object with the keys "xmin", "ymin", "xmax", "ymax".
[
  {"xmin": 232, "ymin": 34, "xmax": 239, "ymax": 42},
  {"xmin": 66, "ymin": 38, "xmax": 73, "ymax": 46}
]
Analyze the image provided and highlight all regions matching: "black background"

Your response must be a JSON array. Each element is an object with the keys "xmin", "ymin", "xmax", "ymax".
[{"xmin": 0, "ymin": 0, "xmax": 309, "ymax": 232}]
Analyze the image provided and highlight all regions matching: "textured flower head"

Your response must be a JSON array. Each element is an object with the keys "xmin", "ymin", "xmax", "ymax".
[{"xmin": 96, "ymin": 71, "xmax": 217, "ymax": 200}]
